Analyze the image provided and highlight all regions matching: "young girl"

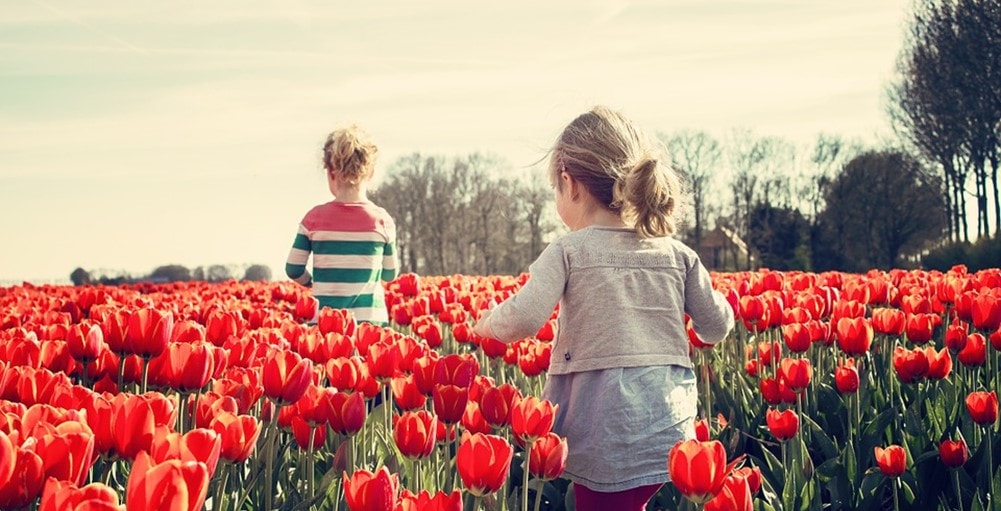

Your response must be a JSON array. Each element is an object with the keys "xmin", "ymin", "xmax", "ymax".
[
  {"xmin": 473, "ymin": 106, "xmax": 734, "ymax": 511},
  {"xmin": 285, "ymin": 124, "xmax": 398, "ymax": 325}
]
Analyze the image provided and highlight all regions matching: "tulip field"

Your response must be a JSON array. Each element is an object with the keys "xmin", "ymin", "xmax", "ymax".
[{"xmin": 0, "ymin": 266, "xmax": 999, "ymax": 511}]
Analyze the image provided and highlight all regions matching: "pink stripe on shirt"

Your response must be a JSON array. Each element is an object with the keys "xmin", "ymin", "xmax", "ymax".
[{"xmin": 302, "ymin": 202, "xmax": 387, "ymax": 233}]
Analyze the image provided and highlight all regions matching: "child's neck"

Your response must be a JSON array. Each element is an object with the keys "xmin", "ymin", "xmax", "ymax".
[{"xmin": 334, "ymin": 186, "xmax": 368, "ymax": 203}]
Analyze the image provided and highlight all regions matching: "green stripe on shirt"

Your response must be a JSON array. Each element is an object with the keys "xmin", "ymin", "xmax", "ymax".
[
  {"xmin": 292, "ymin": 233, "xmax": 312, "ymax": 251},
  {"xmin": 286, "ymin": 263, "xmax": 307, "ymax": 279},
  {"xmin": 317, "ymin": 294, "xmax": 378, "ymax": 309},
  {"xmin": 312, "ymin": 240, "xmax": 385, "ymax": 256},
  {"xmin": 314, "ymin": 267, "xmax": 380, "ymax": 283}
]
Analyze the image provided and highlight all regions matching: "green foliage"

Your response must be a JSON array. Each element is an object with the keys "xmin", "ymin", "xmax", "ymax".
[{"xmin": 922, "ymin": 236, "xmax": 1001, "ymax": 272}]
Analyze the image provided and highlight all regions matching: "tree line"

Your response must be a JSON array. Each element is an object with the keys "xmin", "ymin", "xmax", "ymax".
[{"xmin": 69, "ymin": 264, "xmax": 273, "ymax": 286}]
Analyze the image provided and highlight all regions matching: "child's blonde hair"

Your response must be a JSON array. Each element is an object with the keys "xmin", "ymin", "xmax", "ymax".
[
  {"xmin": 323, "ymin": 124, "xmax": 379, "ymax": 185},
  {"xmin": 548, "ymin": 106, "xmax": 686, "ymax": 238}
]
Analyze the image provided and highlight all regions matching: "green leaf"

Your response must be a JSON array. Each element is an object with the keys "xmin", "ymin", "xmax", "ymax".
[
  {"xmin": 803, "ymin": 414, "xmax": 839, "ymax": 461},
  {"xmin": 758, "ymin": 445, "xmax": 787, "ymax": 490},
  {"xmin": 798, "ymin": 477, "xmax": 820, "ymax": 511},
  {"xmin": 860, "ymin": 470, "xmax": 886, "ymax": 497},
  {"xmin": 844, "ymin": 439, "xmax": 859, "ymax": 488}
]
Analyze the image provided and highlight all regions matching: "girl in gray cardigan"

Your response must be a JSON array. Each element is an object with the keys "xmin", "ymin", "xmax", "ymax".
[{"xmin": 474, "ymin": 106, "xmax": 735, "ymax": 511}]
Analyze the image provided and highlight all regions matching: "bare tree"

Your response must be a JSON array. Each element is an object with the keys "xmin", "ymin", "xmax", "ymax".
[{"xmin": 660, "ymin": 130, "xmax": 723, "ymax": 246}]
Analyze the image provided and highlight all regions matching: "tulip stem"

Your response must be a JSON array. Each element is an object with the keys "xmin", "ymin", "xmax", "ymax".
[
  {"xmin": 141, "ymin": 357, "xmax": 150, "ymax": 394},
  {"xmin": 892, "ymin": 477, "xmax": 900, "ymax": 511},
  {"xmin": 307, "ymin": 427, "xmax": 315, "ymax": 504},
  {"xmin": 522, "ymin": 441, "xmax": 533, "ymax": 511},
  {"xmin": 953, "ymin": 469, "xmax": 963, "ymax": 511},
  {"xmin": 986, "ymin": 426, "xmax": 995, "ymax": 501},
  {"xmin": 533, "ymin": 478, "xmax": 544, "ymax": 511}
]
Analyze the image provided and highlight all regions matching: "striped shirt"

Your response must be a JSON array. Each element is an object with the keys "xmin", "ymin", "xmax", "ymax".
[{"xmin": 285, "ymin": 201, "xmax": 398, "ymax": 324}]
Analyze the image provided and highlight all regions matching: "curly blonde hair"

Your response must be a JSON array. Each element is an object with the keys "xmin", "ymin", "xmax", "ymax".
[
  {"xmin": 322, "ymin": 124, "xmax": 379, "ymax": 185},
  {"xmin": 548, "ymin": 106, "xmax": 687, "ymax": 238}
]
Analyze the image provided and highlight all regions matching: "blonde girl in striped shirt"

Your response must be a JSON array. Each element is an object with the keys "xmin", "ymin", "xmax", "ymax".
[{"xmin": 285, "ymin": 124, "xmax": 398, "ymax": 324}]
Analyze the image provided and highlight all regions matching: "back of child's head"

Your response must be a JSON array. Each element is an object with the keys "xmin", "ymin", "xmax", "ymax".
[
  {"xmin": 323, "ymin": 124, "xmax": 379, "ymax": 185},
  {"xmin": 549, "ymin": 106, "xmax": 687, "ymax": 238}
]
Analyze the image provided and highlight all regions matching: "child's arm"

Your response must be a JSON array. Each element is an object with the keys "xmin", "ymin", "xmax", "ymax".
[
  {"xmin": 285, "ymin": 224, "xmax": 313, "ymax": 287},
  {"xmin": 474, "ymin": 242, "xmax": 566, "ymax": 343},
  {"xmin": 381, "ymin": 218, "xmax": 399, "ymax": 282},
  {"xmin": 684, "ymin": 258, "xmax": 735, "ymax": 344}
]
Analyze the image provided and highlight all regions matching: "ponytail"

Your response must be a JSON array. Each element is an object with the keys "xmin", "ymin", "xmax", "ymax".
[
  {"xmin": 623, "ymin": 156, "xmax": 684, "ymax": 238},
  {"xmin": 323, "ymin": 125, "xmax": 378, "ymax": 184}
]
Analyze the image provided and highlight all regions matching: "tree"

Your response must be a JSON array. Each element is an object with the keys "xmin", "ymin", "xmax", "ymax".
[
  {"xmin": 206, "ymin": 264, "xmax": 233, "ymax": 283},
  {"xmin": 748, "ymin": 205, "xmax": 810, "ymax": 270},
  {"xmin": 371, "ymin": 152, "xmax": 552, "ymax": 275},
  {"xmin": 661, "ymin": 130, "xmax": 723, "ymax": 246},
  {"xmin": 891, "ymin": 0, "xmax": 1001, "ymax": 241},
  {"xmin": 813, "ymin": 150, "xmax": 946, "ymax": 271},
  {"xmin": 243, "ymin": 264, "xmax": 272, "ymax": 282},
  {"xmin": 69, "ymin": 267, "xmax": 91, "ymax": 286},
  {"xmin": 149, "ymin": 264, "xmax": 191, "ymax": 283}
]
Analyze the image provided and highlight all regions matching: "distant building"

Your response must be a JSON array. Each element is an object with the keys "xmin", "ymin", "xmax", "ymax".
[{"xmin": 694, "ymin": 226, "xmax": 756, "ymax": 272}]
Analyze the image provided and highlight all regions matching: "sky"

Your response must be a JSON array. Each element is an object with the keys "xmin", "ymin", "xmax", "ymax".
[{"xmin": 0, "ymin": 0, "xmax": 913, "ymax": 284}]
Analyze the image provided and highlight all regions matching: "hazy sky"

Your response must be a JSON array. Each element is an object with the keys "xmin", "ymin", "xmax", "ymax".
[{"xmin": 0, "ymin": 0, "xmax": 911, "ymax": 283}]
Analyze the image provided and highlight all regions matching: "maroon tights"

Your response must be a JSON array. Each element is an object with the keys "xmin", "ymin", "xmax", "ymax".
[{"xmin": 573, "ymin": 483, "xmax": 664, "ymax": 511}]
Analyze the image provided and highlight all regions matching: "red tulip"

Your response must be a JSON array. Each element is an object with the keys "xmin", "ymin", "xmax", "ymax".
[
  {"xmin": 835, "ymin": 317, "xmax": 872, "ymax": 355},
  {"xmin": 966, "ymin": 391, "xmax": 998, "ymax": 425},
  {"xmin": 111, "ymin": 394, "xmax": 157, "ymax": 460},
  {"xmin": 343, "ymin": 466, "xmax": 400, "ymax": 511},
  {"xmin": 294, "ymin": 295, "xmax": 319, "ymax": 324},
  {"xmin": 125, "ymin": 451, "xmax": 209, "ymax": 511},
  {"xmin": 262, "ymin": 349, "xmax": 314, "ymax": 405},
  {"xmin": 871, "ymin": 308, "xmax": 905, "ymax": 336},
  {"xmin": 328, "ymin": 391, "xmax": 367, "ymax": 436},
  {"xmin": 34, "ymin": 420, "xmax": 96, "ymax": 486},
  {"xmin": 759, "ymin": 377, "xmax": 796, "ymax": 405},
  {"xmin": 395, "ymin": 489, "xmax": 462, "ymax": 511},
  {"xmin": 958, "ymin": 333, "xmax": 987, "ymax": 367},
  {"xmin": 766, "ymin": 407, "xmax": 799, "ymax": 441},
  {"xmin": 781, "ymin": 323, "xmax": 812, "ymax": 353},
  {"xmin": 874, "ymin": 445, "xmax": 906, "ymax": 478},
  {"xmin": 433, "ymin": 354, "xmax": 478, "ymax": 388},
  {"xmin": 704, "ymin": 473, "xmax": 753, "ymax": 511},
  {"xmin": 834, "ymin": 359, "xmax": 860, "ymax": 393},
  {"xmin": 125, "ymin": 308, "xmax": 173, "ymax": 358},
  {"xmin": 366, "ymin": 341, "xmax": 402, "ymax": 383},
  {"xmin": 892, "ymin": 346, "xmax": 929, "ymax": 383},
  {"xmin": 939, "ymin": 438, "xmax": 968, "ymax": 468},
  {"xmin": 209, "ymin": 412, "xmax": 261, "ymax": 463},
  {"xmin": 971, "ymin": 291, "xmax": 1001, "ymax": 331},
  {"xmin": 668, "ymin": 439, "xmax": 728, "ymax": 505},
  {"xmin": 390, "ymin": 375, "xmax": 426, "ymax": 411},
  {"xmin": 193, "ymin": 392, "xmax": 239, "ymax": 429},
  {"xmin": 318, "ymin": 307, "xmax": 357, "ymax": 337},
  {"xmin": 291, "ymin": 416, "xmax": 326, "ymax": 450},
  {"xmin": 528, "ymin": 432, "xmax": 568, "ymax": 481},
  {"xmin": 204, "ymin": 309, "xmax": 240, "ymax": 346},
  {"xmin": 39, "ymin": 478, "xmax": 122, "ymax": 511},
  {"xmin": 166, "ymin": 341, "xmax": 216, "ymax": 392},
  {"xmin": 778, "ymin": 358, "xmax": 811, "ymax": 393},
  {"xmin": 694, "ymin": 418, "xmax": 710, "ymax": 441},
  {"xmin": 393, "ymin": 410, "xmax": 437, "ymax": 460},
  {"xmin": 456, "ymin": 432, "xmax": 513, "ymax": 497},
  {"xmin": 924, "ymin": 346, "xmax": 952, "ymax": 380},
  {"xmin": 511, "ymin": 396, "xmax": 558, "ymax": 444},
  {"xmin": 904, "ymin": 313, "xmax": 939, "ymax": 345},
  {"xmin": 150, "ymin": 428, "xmax": 222, "ymax": 478},
  {"xmin": 0, "ymin": 431, "xmax": 13, "ymax": 492},
  {"xmin": 945, "ymin": 319, "xmax": 969, "ymax": 351},
  {"xmin": 65, "ymin": 323, "xmax": 104, "ymax": 363},
  {"xmin": 432, "ymin": 385, "xmax": 468, "ymax": 425},
  {"xmin": 478, "ymin": 383, "xmax": 521, "ymax": 429},
  {"xmin": 327, "ymin": 357, "xmax": 363, "ymax": 394}
]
